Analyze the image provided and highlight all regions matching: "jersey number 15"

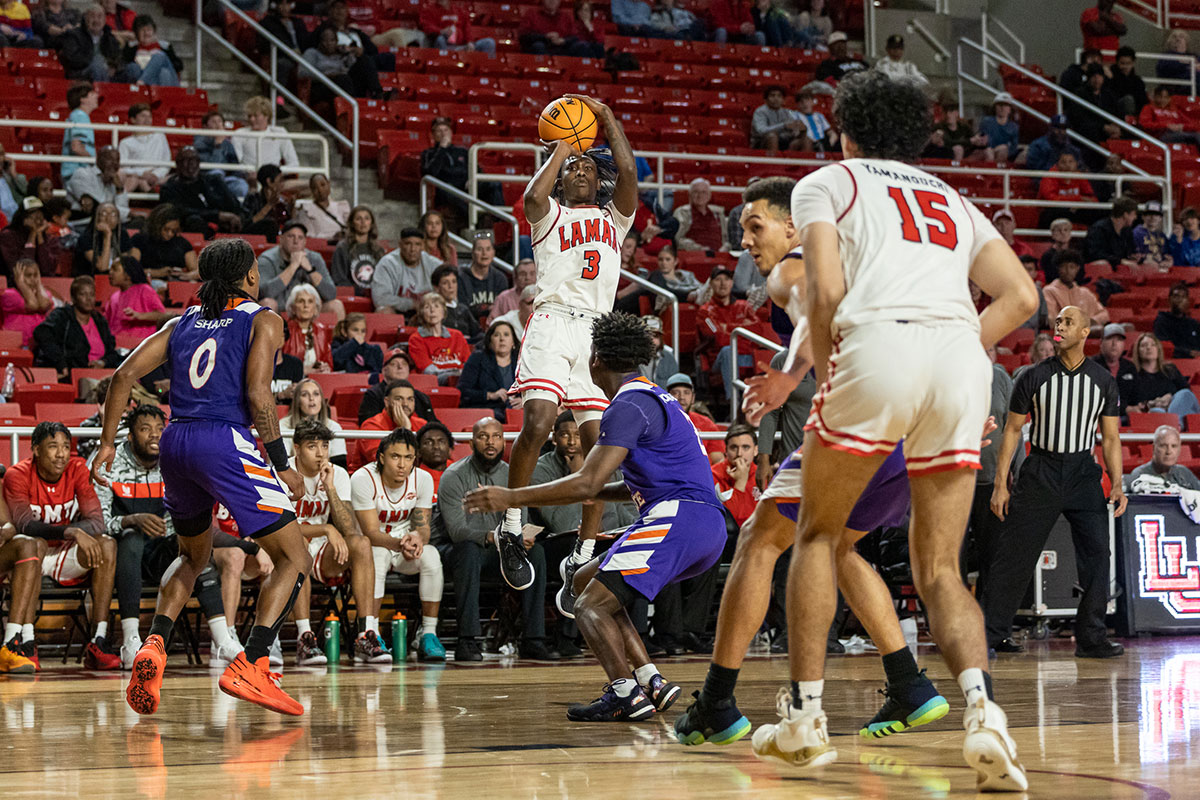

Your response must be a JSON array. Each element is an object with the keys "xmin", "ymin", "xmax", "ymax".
[{"xmin": 886, "ymin": 187, "xmax": 958, "ymax": 250}]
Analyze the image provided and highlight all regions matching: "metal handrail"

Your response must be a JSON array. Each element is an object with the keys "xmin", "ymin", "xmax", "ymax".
[
  {"xmin": 907, "ymin": 18, "xmax": 950, "ymax": 64},
  {"xmin": 1075, "ymin": 47, "xmax": 1197, "ymax": 96},
  {"xmin": 957, "ymin": 37, "xmax": 1173, "ymax": 227},
  {"xmin": 195, "ymin": 0, "xmax": 359, "ymax": 204},
  {"xmin": 729, "ymin": 327, "xmax": 784, "ymax": 423},
  {"xmin": 419, "ymin": 174, "xmax": 520, "ymax": 269}
]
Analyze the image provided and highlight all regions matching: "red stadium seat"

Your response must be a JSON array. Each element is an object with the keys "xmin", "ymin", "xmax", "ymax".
[
  {"xmin": 71, "ymin": 367, "xmax": 115, "ymax": 397},
  {"xmin": 309, "ymin": 373, "xmax": 370, "ymax": 397},
  {"xmin": 331, "ymin": 386, "xmax": 369, "ymax": 421},
  {"xmin": 407, "ymin": 374, "xmax": 438, "ymax": 393},
  {"xmin": 427, "ymin": 386, "xmax": 460, "ymax": 408},
  {"xmin": 437, "ymin": 407, "xmax": 497, "ymax": 431},
  {"xmin": 13, "ymin": 383, "xmax": 75, "ymax": 416},
  {"xmin": 1127, "ymin": 411, "xmax": 1177, "ymax": 432},
  {"xmin": 35, "ymin": 403, "xmax": 92, "ymax": 426}
]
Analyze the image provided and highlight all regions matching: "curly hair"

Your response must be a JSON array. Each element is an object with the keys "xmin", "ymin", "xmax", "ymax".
[
  {"xmin": 591, "ymin": 311, "xmax": 656, "ymax": 373},
  {"xmin": 833, "ymin": 71, "xmax": 933, "ymax": 163},
  {"xmin": 376, "ymin": 428, "xmax": 418, "ymax": 470}
]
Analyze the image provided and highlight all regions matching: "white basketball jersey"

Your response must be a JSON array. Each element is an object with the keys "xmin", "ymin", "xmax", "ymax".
[
  {"xmin": 290, "ymin": 460, "xmax": 351, "ymax": 527},
  {"xmin": 350, "ymin": 463, "xmax": 433, "ymax": 538},
  {"xmin": 528, "ymin": 197, "xmax": 634, "ymax": 312},
  {"xmin": 790, "ymin": 158, "xmax": 1003, "ymax": 336}
]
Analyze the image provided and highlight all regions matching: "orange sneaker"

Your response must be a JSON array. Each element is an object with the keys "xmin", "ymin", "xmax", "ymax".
[
  {"xmin": 0, "ymin": 638, "xmax": 34, "ymax": 674},
  {"xmin": 218, "ymin": 653, "xmax": 304, "ymax": 716},
  {"xmin": 126, "ymin": 634, "xmax": 167, "ymax": 715}
]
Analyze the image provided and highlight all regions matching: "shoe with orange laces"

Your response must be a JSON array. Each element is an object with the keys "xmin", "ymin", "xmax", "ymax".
[
  {"xmin": 0, "ymin": 637, "xmax": 34, "ymax": 674},
  {"xmin": 126, "ymin": 635, "xmax": 167, "ymax": 715},
  {"xmin": 218, "ymin": 652, "xmax": 304, "ymax": 716}
]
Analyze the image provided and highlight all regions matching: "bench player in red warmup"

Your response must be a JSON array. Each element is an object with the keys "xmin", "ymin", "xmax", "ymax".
[{"xmin": 94, "ymin": 238, "xmax": 313, "ymax": 716}]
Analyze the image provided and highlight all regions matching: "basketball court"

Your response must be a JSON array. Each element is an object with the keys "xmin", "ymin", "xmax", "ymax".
[{"xmin": 7, "ymin": 638, "xmax": 1194, "ymax": 799}]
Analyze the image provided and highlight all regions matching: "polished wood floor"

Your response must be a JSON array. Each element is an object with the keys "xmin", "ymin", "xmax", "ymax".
[{"xmin": 4, "ymin": 637, "xmax": 1197, "ymax": 799}]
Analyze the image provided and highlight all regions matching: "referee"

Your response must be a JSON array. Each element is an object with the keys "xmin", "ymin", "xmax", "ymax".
[{"xmin": 983, "ymin": 306, "xmax": 1128, "ymax": 659}]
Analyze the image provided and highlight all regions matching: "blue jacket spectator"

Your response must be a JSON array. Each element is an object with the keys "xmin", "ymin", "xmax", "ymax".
[
  {"xmin": 60, "ymin": 83, "xmax": 98, "ymax": 182},
  {"xmin": 611, "ymin": 0, "xmax": 654, "ymax": 35},
  {"xmin": 193, "ymin": 110, "xmax": 247, "ymax": 198},
  {"xmin": 1171, "ymin": 208, "xmax": 1200, "ymax": 266},
  {"xmin": 1021, "ymin": 115, "xmax": 1083, "ymax": 172},
  {"xmin": 979, "ymin": 93, "xmax": 1020, "ymax": 162}
]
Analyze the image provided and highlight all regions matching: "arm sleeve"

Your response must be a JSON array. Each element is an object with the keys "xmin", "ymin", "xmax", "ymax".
[
  {"xmin": 1102, "ymin": 374, "xmax": 1120, "ymax": 417},
  {"xmin": 1008, "ymin": 366, "xmax": 1036, "ymax": 416},
  {"xmin": 92, "ymin": 458, "xmax": 119, "ymax": 537},
  {"xmin": 790, "ymin": 164, "xmax": 854, "ymax": 231},
  {"xmin": 212, "ymin": 529, "xmax": 260, "ymax": 554},
  {"xmin": 350, "ymin": 467, "xmax": 377, "ymax": 512}
]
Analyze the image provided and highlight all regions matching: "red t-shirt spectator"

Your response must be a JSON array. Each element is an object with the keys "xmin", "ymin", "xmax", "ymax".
[
  {"xmin": 419, "ymin": 3, "xmax": 472, "ymax": 45},
  {"xmin": 408, "ymin": 326, "xmax": 471, "ymax": 372},
  {"xmin": 1139, "ymin": 101, "xmax": 1185, "ymax": 135},
  {"xmin": 358, "ymin": 410, "xmax": 428, "ymax": 465},
  {"xmin": 689, "ymin": 410, "xmax": 725, "ymax": 462},
  {"xmin": 1038, "ymin": 168, "xmax": 1097, "ymax": 203},
  {"xmin": 106, "ymin": 3, "xmax": 136, "ymax": 33},
  {"xmin": 708, "ymin": 0, "xmax": 753, "ymax": 31},
  {"xmin": 712, "ymin": 459, "xmax": 760, "ymax": 527},
  {"xmin": 1080, "ymin": 6, "xmax": 1125, "ymax": 53},
  {"xmin": 3, "ymin": 457, "xmax": 104, "ymax": 542},
  {"xmin": 521, "ymin": 6, "xmax": 578, "ymax": 38},
  {"xmin": 698, "ymin": 295, "xmax": 757, "ymax": 351}
]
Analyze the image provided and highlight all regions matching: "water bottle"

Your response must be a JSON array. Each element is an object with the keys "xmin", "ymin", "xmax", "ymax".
[
  {"xmin": 1, "ymin": 363, "xmax": 14, "ymax": 400},
  {"xmin": 322, "ymin": 614, "xmax": 340, "ymax": 663},
  {"xmin": 391, "ymin": 615, "xmax": 407, "ymax": 663}
]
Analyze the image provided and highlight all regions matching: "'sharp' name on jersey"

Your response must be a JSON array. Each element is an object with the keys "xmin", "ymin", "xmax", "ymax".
[{"xmin": 558, "ymin": 216, "xmax": 619, "ymax": 254}]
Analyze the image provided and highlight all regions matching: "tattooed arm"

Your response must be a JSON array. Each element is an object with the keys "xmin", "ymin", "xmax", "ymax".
[
  {"xmin": 324, "ymin": 464, "xmax": 355, "ymax": 538},
  {"xmin": 409, "ymin": 507, "xmax": 432, "ymax": 545},
  {"xmin": 248, "ymin": 310, "xmax": 303, "ymax": 498}
]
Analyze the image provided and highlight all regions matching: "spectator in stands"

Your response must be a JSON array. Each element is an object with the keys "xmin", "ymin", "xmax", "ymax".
[
  {"xmin": 420, "ymin": 210, "xmax": 456, "ymax": 267},
  {"xmin": 409, "ymin": 293, "xmax": 471, "ymax": 385},
  {"xmin": 1139, "ymin": 85, "xmax": 1200, "ymax": 147},
  {"xmin": 1040, "ymin": 217, "xmax": 1077, "ymax": 283},
  {"xmin": 259, "ymin": 0, "xmax": 310, "ymax": 80},
  {"xmin": 488, "ymin": 257, "xmax": 535, "ymax": 323},
  {"xmin": 873, "ymin": 34, "xmax": 927, "ymax": 85},
  {"xmin": 420, "ymin": 117, "xmax": 470, "ymax": 225},
  {"xmin": 1, "ymin": 258, "xmax": 57, "ymax": 346},
  {"xmin": 161, "ymin": 146, "xmax": 246, "ymax": 235},
  {"xmin": 103, "ymin": 256, "xmax": 171, "ymax": 340},
  {"xmin": 666, "ymin": 372, "xmax": 724, "ymax": 463},
  {"xmin": 117, "ymin": 104, "xmax": 169, "ymax": 194},
  {"xmin": 1094, "ymin": 322, "xmax": 1135, "ymax": 413},
  {"xmin": 66, "ymin": 146, "xmax": 128, "ymax": 222},
  {"xmin": 100, "ymin": 0, "xmax": 132, "ymax": 40},
  {"xmin": 795, "ymin": 89, "xmax": 838, "ymax": 152},
  {"xmin": 60, "ymin": 82, "xmax": 98, "ymax": 183},
  {"xmin": 458, "ymin": 235, "xmax": 508, "ymax": 319},
  {"xmin": 332, "ymin": 313, "xmax": 384, "ymax": 373},
  {"xmin": 434, "ymin": 416, "xmax": 554, "ymax": 661},
  {"xmin": 416, "ymin": 421, "xmax": 454, "ymax": 499},
  {"xmin": 750, "ymin": 85, "xmax": 804, "ymax": 153},
  {"xmin": 1130, "ymin": 331, "xmax": 1200, "ymax": 416},
  {"xmin": 32, "ymin": 0, "xmax": 79, "ymax": 47},
  {"xmin": 292, "ymin": 174, "xmax": 348, "ymax": 242},
  {"xmin": 358, "ymin": 380, "xmax": 427, "ymax": 463},
  {"xmin": 1043, "ymin": 249, "xmax": 1109, "ymax": 335},
  {"xmin": 1018, "ymin": 114, "xmax": 1083, "ymax": 172},
  {"xmin": 979, "ymin": 92, "xmax": 1020, "ymax": 163},
  {"xmin": 26, "ymin": 177, "xmax": 52, "ymax": 208},
  {"xmin": 0, "ymin": 197, "xmax": 56, "ymax": 276},
  {"xmin": 937, "ymin": 104, "xmax": 989, "ymax": 162},
  {"xmin": 281, "ymin": 283, "xmax": 332, "ymax": 374},
  {"xmin": 356, "ymin": 349, "xmax": 436, "ymax": 424},
  {"xmin": 44, "ymin": 197, "xmax": 74, "ymax": 247},
  {"xmin": 303, "ymin": 24, "xmax": 384, "ymax": 101},
  {"xmin": 991, "ymin": 208, "xmax": 1033, "ymax": 258},
  {"xmin": 326, "ymin": 0, "xmax": 396, "ymax": 72},
  {"xmin": 33, "ymin": 274, "xmax": 119, "ymax": 376},
  {"xmin": 194, "ymin": 110, "xmax": 248, "ymax": 199},
  {"xmin": 372, "ymin": 227, "xmax": 439, "ymax": 316},
  {"xmin": 1134, "ymin": 201, "xmax": 1173, "ymax": 268},
  {"xmin": 0, "ymin": 0, "xmax": 43, "ymax": 47},
  {"xmin": 638, "ymin": 314, "xmax": 678, "ymax": 385},
  {"xmin": 712, "ymin": 423, "xmax": 760, "ymax": 528},
  {"xmin": 648, "ymin": 0, "xmax": 704, "ymax": 40},
  {"xmin": 119, "ymin": 14, "xmax": 180, "ymax": 86},
  {"xmin": 815, "ymin": 31, "xmax": 867, "ymax": 84},
  {"xmin": 1069, "ymin": 63, "xmax": 1122, "ymax": 157},
  {"xmin": 128, "ymin": 203, "xmax": 196, "ymax": 280},
  {"xmin": 1171, "ymin": 206, "xmax": 1200, "ymax": 266},
  {"xmin": 520, "ymin": 0, "xmax": 601, "ymax": 57},
  {"xmin": 1154, "ymin": 281, "xmax": 1200, "ymax": 357},
  {"xmin": 73, "ymin": 201, "xmax": 130, "ymax": 276},
  {"xmin": 332, "ymin": 204, "xmax": 382, "ymax": 294},
  {"xmin": 1080, "ymin": 0, "xmax": 1126, "ymax": 52},
  {"xmin": 458, "ymin": 319, "xmax": 520, "ymax": 419},
  {"xmin": 0, "ymin": 144, "xmax": 25, "ymax": 223},
  {"xmin": 492, "ymin": 284, "xmax": 534, "ymax": 338},
  {"xmin": 1157, "ymin": 29, "xmax": 1200, "ymax": 95},
  {"xmin": 431, "ymin": 263, "xmax": 480, "ymax": 340},
  {"xmin": 1085, "ymin": 195, "xmax": 1138, "ymax": 267},
  {"xmin": 674, "ymin": 178, "xmax": 728, "ymax": 253},
  {"xmin": 242, "ymin": 163, "xmax": 291, "ymax": 241},
  {"xmin": 1037, "ymin": 151, "xmax": 1096, "ymax": 227},
  {"xmin": 419, "ymin": 0, "xmax": 496, "ymax": 54},
  {"xmin": 258, "ymin": 221, "xmax": 339, "ymax": 314},
  {"xmin": 611, "ymin": 0, "xmax": 653, "ymax": 36},
  {"xmin": 751, "ymin": 0, "xmax": 796, "ymax": 48},
  {"xmin": 708, "ymin": 0, "xmax": 763, "ymax": 45},
  {"xmin": 279, "ymin": 378, "xmax": 348, "ymax": 466},
  {"xmin": 58, "ymin": 4, "xmax": 120, "ymax": 81},
  {"xmin": 575, "ymin": 0, "xmax": 612, "ymax": 48},
  {"xmin": 698, "ymin": 266, "xmax": 757, "ymax": 400},
  {"xmin": 233, "ymin": 96, "xmax": 301, "ymax": 173},
  {"xmin": 1130, "ymin": 425, "xmax": 1200, "ymax": 490},
  {"xmin": 792, "ymin": 0, "xmax": 831, "ymax": 48},
  {"xmin": 647, "ymin": 243, "xmax": 701, "ymax": 306},
  {"xmin": 1108, "ymin": 46, "xmax": 1148, "ymax": 117}
]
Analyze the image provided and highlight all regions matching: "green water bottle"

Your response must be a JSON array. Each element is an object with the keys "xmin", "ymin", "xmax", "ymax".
[
  {"xmin": 322, "ymin": 614, "xmax": 340, "ymax": 663},
  {"xmin": 391, "ymin": 615, "xmax": 407, "ymax": 662}
]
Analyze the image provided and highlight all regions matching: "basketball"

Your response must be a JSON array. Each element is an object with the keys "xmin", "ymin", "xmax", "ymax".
[{"xmin": 538, "ymin": 96, "xmax": 597, "ymax": 152}]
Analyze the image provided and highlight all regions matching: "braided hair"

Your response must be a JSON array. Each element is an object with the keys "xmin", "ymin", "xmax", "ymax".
[
  {"xmin": 197, "ymin": 238, "xmax": 255, "ymax": 320},
  {"xmin": 554, "ymin": 146, "xmax": 617, "ymax": 207}
]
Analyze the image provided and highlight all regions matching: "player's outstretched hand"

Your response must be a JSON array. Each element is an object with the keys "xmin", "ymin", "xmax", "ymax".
[
  {"xmin": 742, "ymin": 361, "xmax": 801, "ymax": 426},
  {"xmin": 278, "ymin": 467, "xmax": 304, "ymax": 502},
  {"xmin": 564, "ymin": 94, "xmax": 612, "ymax": 122},
  {"xmin": 91, "ymin": 441, "xmax": 117, "ymax": 487},
  {"xmin": 464, "ymin": 485, "xmax": 512, "ymax": 514},
  {"xmin": 980, "ymin": 415, "xmax": 998, "ymax": 449}
]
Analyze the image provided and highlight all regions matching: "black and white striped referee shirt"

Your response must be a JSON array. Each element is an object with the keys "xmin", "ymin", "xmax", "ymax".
[{"xmin": 1010, "ymin": 357, "xmax": 1119, "ymax": 454}]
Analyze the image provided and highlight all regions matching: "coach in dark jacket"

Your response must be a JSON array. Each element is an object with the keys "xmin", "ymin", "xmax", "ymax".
[
  {"xmin": 33, "ymin": 275, "xmax": 120, "ymax": 378},
  {"xmin": 457, "ymin": 319, "xmax": 519, "ymax": 421}
]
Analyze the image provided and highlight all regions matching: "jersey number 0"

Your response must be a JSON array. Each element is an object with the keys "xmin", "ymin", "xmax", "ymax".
[
  {"xmin": 886, "ymin": 187, "xmax": 958, "ymax": 250},
  {"xmin": 189, "ymin": 337, "xmax": 218, "ymax": 389}
]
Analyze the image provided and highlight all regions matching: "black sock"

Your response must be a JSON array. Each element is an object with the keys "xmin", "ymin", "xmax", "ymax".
[
  {"xmin": 245, "ymin": 625, "xmax": 275, "ymax": 662},
  {"xmin": 148, "ymin": 614, "xmax": 174, "ymax": 643},
  {"xmin": 700, "ymin": 663, "xmax": 739, "ymax": 705},
  {"xmin": 984, "ymin": 671, "xmax": 995, "ymax": 701},
  {"xmin": 881, "ymin": 646, "xmax": 920, "ymax": 687}
]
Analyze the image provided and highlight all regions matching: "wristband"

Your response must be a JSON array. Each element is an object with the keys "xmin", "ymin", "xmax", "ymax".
[{"xmin": 264, "ymin": 437, "xmax": 290, "ymax": 471}]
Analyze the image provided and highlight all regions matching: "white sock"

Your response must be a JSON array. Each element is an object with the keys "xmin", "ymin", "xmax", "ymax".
[
  {"xmin": 570, "ymin": 538, "xmax": 595, "ymax": 565},
  {"xmin": 208, "ymin": 616, "xmax": 230, "ymax": 646},
  {"xmin": 421, "ymin": 616, "xmax": 437, "ymax": 636},
  {"xmin": 793, "ymin": 680, "xmax": 823, "ymax": 712},
  {"xmin": 94, "ymin": 621, "xmax": 107, "ymax": 640},
  {"xmin": 295, "ymin": 618, "xmax": 312, "ymax": 636},
  {"xmin": 958, "ymin": 668, "xmax": 988, "ymax": 706},
  {"xmin": 634, "ymin": 663, "xmax": 659, "ymax": 687},
  {"xmin": 121, "ymin": 617, "xmax": 140, "ymax": 642},
  {"xmin": 22, "ymin": 623, "xmax": 33, "ymax": 642},
  {"xmin": 610, "ymin": 677, "xmax": 636, "ymax": 697},
  {"xmin": 4, "ymin": 622, "xmax": 20, "ymax": 643},
  {"xmin": 504, "ymin": 508, "xmax": 521, "ymax": 533},
  {"xmin": 364, "ymin": 616, "xmax": 379, "ymax": 634}
]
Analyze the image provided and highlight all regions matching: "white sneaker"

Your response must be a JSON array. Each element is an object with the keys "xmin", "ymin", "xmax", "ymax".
[
  {"xmin": 268, "ymin": 636, "xmax": 284, "ymax": 668},
  {"xmin": 120, "ymin": 636, "xmax": 141, "ymax": 671},
  {"xmin": 962, "ymin": 697, "xmax": 1028, "ymax": 792},
  {"xmin": 751, "ymin": 688, "xmax": 838, "ymax": 769},
  {"xmin": 209, "ymin": 639, "xmax": 244, "ymax": 667}
]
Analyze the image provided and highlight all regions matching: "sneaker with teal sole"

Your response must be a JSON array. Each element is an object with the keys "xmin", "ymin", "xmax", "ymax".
[
  {"xmin": 416, "ymin": 632, "xmax": 446, "ymax": 662},
  {"xmin": 859, "ymin": 670, "xmax": 950, "ymax": 739},
  {"xmin": 674, "ymin": 691, "xmax": 752, "ymax": 746}
]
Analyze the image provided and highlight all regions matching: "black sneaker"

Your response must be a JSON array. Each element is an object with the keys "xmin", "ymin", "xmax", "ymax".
[
  {"xmin": 646, "ymin": 673, "xmax": 681, "ymax": 711},
  {"xmin": 681, "ymin": 632, "xmax": 713, "ymax": 654},
  {"xmin": 642, "ymin": 635, "xmax": 665, "ymax": 657},
  {"xmin": 556, "ymin": 638, "xmax": 583, "ymax": 659},
  {"xmin": 556, "ymin": 553, "xmax": 580, "ymax": 619},
  {"xmin": 454, "ymin": 637, "xmax": 483, "ymax": 662},
  {"xmin": 495, "ymin": 526, "xmax": 534, "ymax": 590},
  {"xmin": 658, "ymin": 636, "xmax": 685, "ymax": 657},
  {"xmin": 674, "ymin": 691, "xmax": 751, "ymax": 745},
  {"xmin": 827, "ymin": 638, "xmax": 846, "ymax": 655},
  {"xmin": 519, "ymin": 638, "xmax": 560, "ymax": 660},
  {"xmin": 1075, "ymin": 639, "xmax": 1124, "ymax": 659},
  {"xmin": 770, "ymin": 635, "xmax": 787, "ymax": 655},
  {"xmin": 567, "ymin": 683, "xmax": 654, "ymax": 722},
  {"xmin": 992, "ymin": 637, "xmax": 1024, "ymax": 654},
  {"xmin": 859, "ymin": 670, "xmax": 950, "ymax": 739}
]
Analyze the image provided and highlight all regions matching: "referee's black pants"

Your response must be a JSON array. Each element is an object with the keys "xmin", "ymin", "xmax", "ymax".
[{"xmin": 981, "ymin": 450, "xmax": 1111, "ymax": 648}]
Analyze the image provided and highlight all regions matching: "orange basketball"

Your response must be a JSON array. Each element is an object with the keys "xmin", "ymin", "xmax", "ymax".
[{"xmin": 537, "ymin": 96, "xmax": 597, "ymax": 152}]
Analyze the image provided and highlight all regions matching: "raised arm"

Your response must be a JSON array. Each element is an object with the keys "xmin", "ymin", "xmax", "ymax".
[
  {"xmin": 464, "ymin": 443, "xmax": 630, "ymax": 512},
  {"xmin": 523, "ymin": 139, "xmax": 572, "ymax": 225},
  {"xmin": 569, "ymin": 95, "xmax": 637, "ymax": 219}
]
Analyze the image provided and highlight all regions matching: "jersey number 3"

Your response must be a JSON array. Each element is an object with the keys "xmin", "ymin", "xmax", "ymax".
[
  {"xmin": 581, "ymin": 250, "xmax": 600, "ymax": 280},
  {"xmin": 887, "ymin": 187, "xmax": 958, "ymax": 250}
]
